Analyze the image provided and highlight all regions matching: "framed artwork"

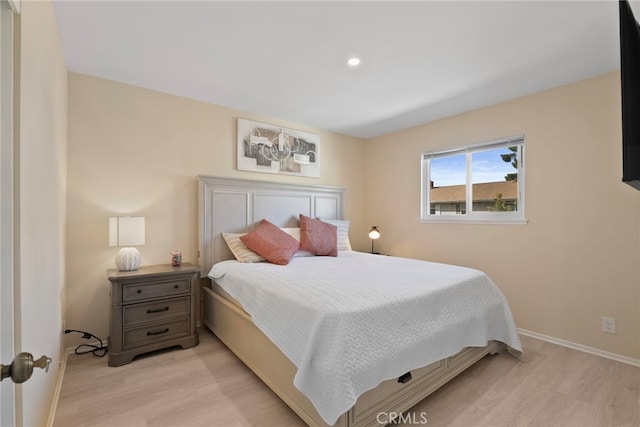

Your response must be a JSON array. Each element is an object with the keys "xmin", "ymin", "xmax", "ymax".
[{"xmin": 237, "ymin": 119, "xmax": 320, "ymax": 178}]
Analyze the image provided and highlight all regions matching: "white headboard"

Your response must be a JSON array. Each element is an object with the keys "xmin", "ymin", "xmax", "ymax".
[{"xmin": 197, "ymin": 176, "xmax": 346, "ymax": 277}]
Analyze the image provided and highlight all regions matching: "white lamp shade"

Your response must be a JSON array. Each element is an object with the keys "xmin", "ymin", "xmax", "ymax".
[{"xmin": 109, "ymin": 217, "xmax": 145, "ymax": 247}]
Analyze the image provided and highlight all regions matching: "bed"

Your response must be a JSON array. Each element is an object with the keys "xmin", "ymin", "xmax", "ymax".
[{"xmin": 197, "ymin": 176, "xmax": 521, "ymax": 427}]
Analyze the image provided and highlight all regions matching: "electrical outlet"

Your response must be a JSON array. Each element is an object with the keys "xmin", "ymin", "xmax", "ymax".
[{"xmin": 602, "ymin": 317, "xmax": 616, "ymax": 334}]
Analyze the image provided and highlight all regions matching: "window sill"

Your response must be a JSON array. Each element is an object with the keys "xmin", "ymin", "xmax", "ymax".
[{"xmin": 420, "ymin": 216, "xmax": 528, "ymax": 225}]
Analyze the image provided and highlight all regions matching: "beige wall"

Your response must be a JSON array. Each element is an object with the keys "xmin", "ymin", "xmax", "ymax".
[
  {"xmin": 19, "ymin": 0, "xmax": 68, "ymax": 425},
  {"xmin": 66, "ymin": 73, "xmax": 366, "ymax": 347},
  {"xmin": 366, "ymin": 71, "xmax": 639, "ymax": 360}
]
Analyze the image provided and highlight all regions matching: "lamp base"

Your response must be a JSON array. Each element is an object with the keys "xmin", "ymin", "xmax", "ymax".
[{"xmin": 116, "ymin": 247, "xmax": 141, "ymax": 271}]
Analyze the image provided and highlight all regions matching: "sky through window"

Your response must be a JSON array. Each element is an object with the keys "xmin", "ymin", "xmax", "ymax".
[{"xmin": 430, "ymin": 147, "xmax": 517, "ymax": 187}]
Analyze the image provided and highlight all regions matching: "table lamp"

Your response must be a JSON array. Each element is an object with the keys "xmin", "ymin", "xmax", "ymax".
[
  {"xmin": 109, "ymin": 216, "xmax": 145, "ymax": 271},
  {"xmin": 368, "ymin": 226, "xmax": 381, "ymax": 254}
]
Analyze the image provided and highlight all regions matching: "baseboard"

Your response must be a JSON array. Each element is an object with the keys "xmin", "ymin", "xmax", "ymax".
[
  {"xmin": 46, "ymin": 348, "xmax": 70, "ymax": 427},
  {"xmin": 518, "ymin": 328, "xmax": 640, "ymax": 367}
]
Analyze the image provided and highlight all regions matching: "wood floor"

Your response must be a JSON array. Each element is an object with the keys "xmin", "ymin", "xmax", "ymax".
[{"xmin": 53, "ymin": 329, "xmax": 639, "ymax": 427}]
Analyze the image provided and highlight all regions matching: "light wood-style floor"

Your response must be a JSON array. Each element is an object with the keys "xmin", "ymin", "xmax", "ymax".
[{"xmin": 53, "ymin": 328, "xmax": 639, "ymax": 427}]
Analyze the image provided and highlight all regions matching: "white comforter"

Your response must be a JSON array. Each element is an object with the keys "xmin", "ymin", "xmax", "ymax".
[{"xmin": 208, "ymin": 251, "xmax": 522, "ymax": 425}]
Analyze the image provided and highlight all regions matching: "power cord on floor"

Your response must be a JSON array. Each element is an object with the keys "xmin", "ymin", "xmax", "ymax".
[{"xmin": 64, "ymin": 329, "xmax": 108, "ymax": 357}]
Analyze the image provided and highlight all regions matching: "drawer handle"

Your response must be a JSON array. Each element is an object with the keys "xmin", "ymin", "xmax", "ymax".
[
  {"xmin": 146, "ymin": 307, "xmax": 170, "ymax": 314},
  {"xmin": 174, "ymin": 284, "xmax": 179, "ymax": 289},
  {"xmin": 146, "ymin": 328, "xmax": 169, "ymax": 336},
  {"xmin": 398, "ymin": 372, "xmax": 412, "ymax": 384},
  {"xmin": 136, "ymin": 289, "xmax": 142, "ymax": 294}
]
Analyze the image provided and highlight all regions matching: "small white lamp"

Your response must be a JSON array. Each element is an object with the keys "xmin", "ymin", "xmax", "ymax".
[
  {"xmin": 109, "ymin": 216, "xmax": 145, "ymax": 271},
  {"xmin": 368, "ymin": 226, "xmax": 381, "ymax": 254}
]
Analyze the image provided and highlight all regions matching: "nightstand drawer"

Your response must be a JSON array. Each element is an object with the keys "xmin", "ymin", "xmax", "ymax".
[
  {"xmin": 123, "ymin": 297, "xmax": 190, "ymax": 326},
  {"xmin": 123, "ymin": 318, "xmax": 190, "ymax": 349},
  {"xmin": 122, "ymin": 277, "xmax": 191, "ymax": 302}
]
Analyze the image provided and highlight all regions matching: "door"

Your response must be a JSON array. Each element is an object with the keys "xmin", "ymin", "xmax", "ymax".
[{"xmin": 1, "ymin": 0, "xmax": 17, "ymax": 424}]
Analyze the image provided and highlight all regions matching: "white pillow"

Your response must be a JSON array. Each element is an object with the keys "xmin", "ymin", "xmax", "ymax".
[
  {"xmin": 318, "ymin": 219, "xmax": 352, "ymax": 252},
  {"xmin": 280, "ymin": 227, "xmax": 314, "ymax": 257},
  {"xmin": 221, "ymin": 232, "xmax": 265, "ymax": 263},
  {"xmin": 280, "ymin": 227, "xmax": 301, "ymax": 241}
]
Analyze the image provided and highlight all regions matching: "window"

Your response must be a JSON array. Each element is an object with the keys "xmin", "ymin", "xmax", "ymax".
[{"xmin": 421, "ymin": 135, "xmax": 526, "ymax": 223}]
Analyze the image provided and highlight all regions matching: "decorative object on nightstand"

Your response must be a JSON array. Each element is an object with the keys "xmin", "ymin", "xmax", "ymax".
[
  {"xmin": 171, "ymin": 251, "xmax": 182, "ymax": 266},
  {"xmin": 107, "ymin": 263, "xmax": 200, "ymax": 366},
  {"xmin": 368, "ymin": 226, "xmax": 381, "ymax": 254},
  {"xmin": 109, "ymin": 216, "xmax": 145, "ymax": 271}
]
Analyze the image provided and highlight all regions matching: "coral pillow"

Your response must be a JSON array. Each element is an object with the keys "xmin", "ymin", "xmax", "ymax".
[
  {"xmin": 299, "ymin": 214, "xmax": 338, "ymax": 257},
  {"xmin": 240, "ymin": 220, "xmax": 299, "ymax": 265}
]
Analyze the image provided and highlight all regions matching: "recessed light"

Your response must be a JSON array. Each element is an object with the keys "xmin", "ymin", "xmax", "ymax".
[{"xmin": 347, "ymin": 57, "xmax": 361, "ymax": 67}]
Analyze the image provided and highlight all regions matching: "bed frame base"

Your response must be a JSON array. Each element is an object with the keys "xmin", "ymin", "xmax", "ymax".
[{"xmin": 203, "ymin": 285, "xmax": 504, "ymax": 427}]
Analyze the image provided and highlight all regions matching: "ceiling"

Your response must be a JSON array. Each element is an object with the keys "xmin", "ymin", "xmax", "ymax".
[{"xmin": 51, "ymin": 1, "xmax": 631, "ymax": 139}]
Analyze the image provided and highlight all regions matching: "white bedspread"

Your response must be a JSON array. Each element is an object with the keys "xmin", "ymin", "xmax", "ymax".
[{"xmin": 208, "ymin": 251, "xmax": 522, "ymax": 425}]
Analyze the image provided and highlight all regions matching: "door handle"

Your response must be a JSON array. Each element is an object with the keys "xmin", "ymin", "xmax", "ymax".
[{"xmin": 0, "ymin": 352, "xmax": 52, "ymax": 383}]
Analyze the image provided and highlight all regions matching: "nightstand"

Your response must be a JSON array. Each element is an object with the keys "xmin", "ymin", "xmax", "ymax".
[{"xmin": 107, "ymin": 263, "xmax": 200, "ymax": 366}]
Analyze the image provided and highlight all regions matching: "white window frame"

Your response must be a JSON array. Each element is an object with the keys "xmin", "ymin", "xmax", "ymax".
[{"xmin": 421, "ymin": 135, "xmax": 527, "ymax": 224}]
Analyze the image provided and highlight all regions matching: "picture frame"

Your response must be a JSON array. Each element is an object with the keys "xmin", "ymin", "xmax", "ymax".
[{"xmin": 237, "ymin": 119, "xmax": 320, "ymax": 178}]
